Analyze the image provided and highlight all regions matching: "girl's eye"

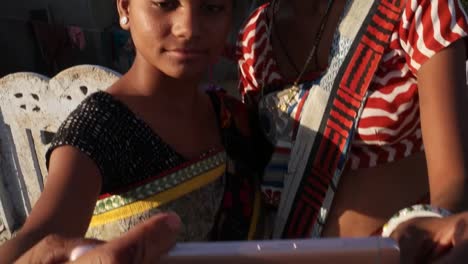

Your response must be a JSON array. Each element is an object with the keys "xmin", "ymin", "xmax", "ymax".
[
  {"xmin": 152, "ymin": 0, "xmax": 178, "ymax": 10},
  {"xmin": 202, "ymin": 4, "xmax": 226, "ymax": 14}
]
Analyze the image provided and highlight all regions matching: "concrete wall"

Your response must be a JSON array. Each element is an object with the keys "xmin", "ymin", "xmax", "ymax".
[
  {"xmin": 0, "ymin": 0, "xmax": 257, "ymax": 78},
  {"xmin": 0, "ymin": 19, "xmax": 38, "ymax": 77},
  {"xmin": 2, "ymin": 0, "xmax": 117, "ymax": 29},
  {"xmin": 0, "ymin": 0, "xmax": 117, "ymax": 77}
]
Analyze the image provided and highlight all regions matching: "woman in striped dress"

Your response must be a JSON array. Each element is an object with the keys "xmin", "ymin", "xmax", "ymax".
[{"xmin": 237, "ymin": 0, "xmax": 468, "ymax": 261}]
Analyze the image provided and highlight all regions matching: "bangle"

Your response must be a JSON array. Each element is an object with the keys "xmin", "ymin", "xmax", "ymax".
[{"xmin": 381, "ymin": 204, "xmax": 452, "ymax": 237}]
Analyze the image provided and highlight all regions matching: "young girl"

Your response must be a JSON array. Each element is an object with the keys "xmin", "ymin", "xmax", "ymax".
[
  {"xmin": 237, "ymin": 0, "xmax": 468, "ymax": 261},
  {"xmin": 0, "ymin": 0, "xmax": 269, "ymax": 262}
]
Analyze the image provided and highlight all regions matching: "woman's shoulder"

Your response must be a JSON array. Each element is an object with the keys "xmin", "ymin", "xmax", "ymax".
[
  {"xmin": 237, "ymin": 3, "xmax": 269, "ymax": 40},
  {"xmin": 46, "ymin": 91, "xmax": 150, "ymax": 182},
  {"xmin": 60, "ymin": 90, "xmax": 148, "ymax": 136},
  {"xmin": 72, "ymin": 91, "xmax": 133, "ymax": 119},
  {"xmin": 396, "ymin": 0, "xmax": 468, "ymax": 73}
]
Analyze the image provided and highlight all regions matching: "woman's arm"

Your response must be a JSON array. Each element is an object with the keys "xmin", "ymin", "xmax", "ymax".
[
  {"xmin": 417, "ymin": 38, "xmax": 468, "ymax": 212},
  {"xmin": 0, "ymin": 146, "xmax": 102, "ymax": 263}
]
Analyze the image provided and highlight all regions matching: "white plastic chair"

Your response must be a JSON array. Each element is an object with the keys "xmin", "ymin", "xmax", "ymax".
[{"xmin": 0, "ymin": 65, "xmax": 120, "ymax": 240}]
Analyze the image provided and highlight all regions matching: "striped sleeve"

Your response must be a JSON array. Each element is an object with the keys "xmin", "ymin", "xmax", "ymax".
[
  {"xmin": 236, "ymin": 4, "xmax": 281, "ymax": 101},
  {"xmin": 399, "ymin": 0, "xmax": 468, "ymax": 73},
  {"xmin": 236, "ymin": 6, "xmax": 265, "ymax": 98}
]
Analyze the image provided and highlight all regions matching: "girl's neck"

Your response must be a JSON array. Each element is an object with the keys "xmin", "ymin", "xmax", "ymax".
[{"xmin": 119, "ymin": 55, "xmax": 203, "ymax": 114}]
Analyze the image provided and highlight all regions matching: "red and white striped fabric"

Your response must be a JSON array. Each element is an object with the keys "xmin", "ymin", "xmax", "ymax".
[{"xmin": 237, "ymin": 0, "xmax": 468, "ymax": 170}]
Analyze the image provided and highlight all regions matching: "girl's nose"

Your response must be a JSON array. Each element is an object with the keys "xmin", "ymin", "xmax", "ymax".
[{"xmin": 172, "ymin": 8, "xmax": 202, "ymax": 40}]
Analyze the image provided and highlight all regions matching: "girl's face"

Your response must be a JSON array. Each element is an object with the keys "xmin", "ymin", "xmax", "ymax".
[{"xmin": 119, "ymin": 0, "xmax": 233, "ymax": 79}]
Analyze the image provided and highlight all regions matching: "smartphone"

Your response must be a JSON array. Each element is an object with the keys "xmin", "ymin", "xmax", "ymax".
[{"xmin": 159, "ymin": 237, "xmax": 399, "ymax": 264}]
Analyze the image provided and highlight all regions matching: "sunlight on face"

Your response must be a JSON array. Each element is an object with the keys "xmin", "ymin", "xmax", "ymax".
[{"xmin": 128, "ymin": 0, "xmax": 234, "ymax": 80}]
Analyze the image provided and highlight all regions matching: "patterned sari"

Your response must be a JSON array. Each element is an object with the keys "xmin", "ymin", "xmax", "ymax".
[
  {"xmin": 247, "ymin": 0, "xmax": 407, "ymax": 238},
  {"xmin": 47, "ymin": 90, "xmax": 270, "ymax": 241}
]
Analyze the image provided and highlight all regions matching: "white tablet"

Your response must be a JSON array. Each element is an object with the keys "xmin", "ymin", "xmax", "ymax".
[{"xmin": 160, "ymin": 237, "xmax": 399, "ymax": 264}]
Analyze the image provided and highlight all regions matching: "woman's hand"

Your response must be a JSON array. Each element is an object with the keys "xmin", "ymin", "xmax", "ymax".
[
  {"xmin": 14, "ymin": 213, "xmax": 181, "ymax": 264},
  {"xmin": 390, "ymin": 212, "xmax": 468, "ymax": 263}
]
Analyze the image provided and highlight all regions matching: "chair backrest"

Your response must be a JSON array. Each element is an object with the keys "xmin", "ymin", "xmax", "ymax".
[{"xmin": 0, "ymin": 65, "xmax": 120, "ymax": 240}]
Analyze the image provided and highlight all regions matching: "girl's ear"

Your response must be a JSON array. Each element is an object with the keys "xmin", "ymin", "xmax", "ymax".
[{"xmin": 116, "ymin": 0, "xmax": 131, "ymax": 30}]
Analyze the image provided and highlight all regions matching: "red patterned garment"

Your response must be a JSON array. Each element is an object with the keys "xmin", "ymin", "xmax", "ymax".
[{"xmin": 237, "ymin": 0, "xmax": 468, "ymax": 171}]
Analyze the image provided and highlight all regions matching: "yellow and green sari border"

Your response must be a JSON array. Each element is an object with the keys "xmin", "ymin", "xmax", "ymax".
[{"xmin": 90, "ymin": 151, "xmax": 226, "ymax": 227}]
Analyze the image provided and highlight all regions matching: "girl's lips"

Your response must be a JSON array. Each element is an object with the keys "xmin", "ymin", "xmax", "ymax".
[{"xmin": 165, "ymin": 48, "xmax": 208, "ymax": 60}]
